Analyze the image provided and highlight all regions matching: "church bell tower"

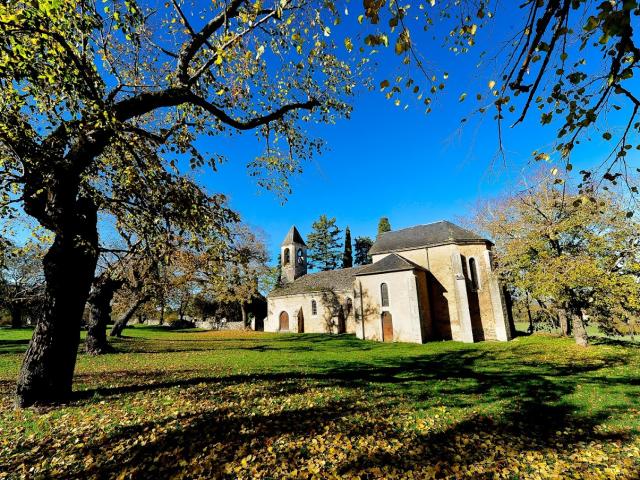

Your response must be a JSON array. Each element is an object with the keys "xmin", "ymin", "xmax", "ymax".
[{"xmin": 281, "ymin": 226, "xmax": 307, "ymax": 284}]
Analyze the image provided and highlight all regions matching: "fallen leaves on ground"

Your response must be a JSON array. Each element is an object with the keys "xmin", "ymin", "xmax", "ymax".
[{"xmin": 0, "ymin": 330, "xmax": 639, "ymax": 479}]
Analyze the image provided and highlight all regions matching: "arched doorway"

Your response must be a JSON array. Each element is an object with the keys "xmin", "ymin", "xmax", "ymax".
[
  {"xmin": 297, "ymin": 308, "xmax": 304, "ymax": 333},
  {"xmin": 382, "ymin": 312, "xmax": 393, "ymax": 342},
  {"xmin": 279, "ymin": 311, "xmax": 289, "ymax": 331}
]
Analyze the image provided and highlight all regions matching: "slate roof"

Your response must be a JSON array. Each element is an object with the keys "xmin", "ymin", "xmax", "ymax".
[
  {"xmin": 369, "ymin": 221, "xmax": 488, "ymax": 255},
  {"xmin": 354, "ymin": 253, "xmax": 426, "ymax": 276},
  {"xmin": 269, "ymin": 266, "xmax": 366, "ymax": 298},
  {"xmin": 281, "ymin": 226, "xmax": 306, "ymax": 246}
]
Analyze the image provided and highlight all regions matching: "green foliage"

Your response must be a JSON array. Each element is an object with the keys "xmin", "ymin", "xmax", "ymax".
[
  {"xmin": 475, "ymin": 176, "xmax": 640, "ymax": 343},
  {"xmin": 358, "ymin": 0, "xmax": 640, "ymax": 191},
  {"xmin": 307, "ymin": 214, "xmax": 342, "ymax": 271},
  {"xmin": 207, "ymin": 225, "xmax": 270, "ymax": 306},
  {"xmin": 377, "ymin": 217, "xmax": 391, "ymax": 237},
  {"xmin": 342, "ymin": 226, "xmax": 353, "ymax": 268},
  {"xmin": 0, "ymin": 0, "xmax": 355, "ymax": 233},
  {"xmin": 354, "ymin": 236, "xmax": 374, "ymax": 265},
  {"xmin": 1, "ymin": 0, "xmax": 359, "ymax": 402},
  {"xmin": 1, "ymin": 328, "xmax": 640, "ymax": 477}
]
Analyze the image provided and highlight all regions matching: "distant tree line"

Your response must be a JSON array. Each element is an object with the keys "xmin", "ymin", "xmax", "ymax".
[
  {"xmin": 0, "ymin": 223, "xmax": 271, "ymax": 348},
  {"xmin": 305, "ymin": 215, "xmax": 392, "ymax": 271}
]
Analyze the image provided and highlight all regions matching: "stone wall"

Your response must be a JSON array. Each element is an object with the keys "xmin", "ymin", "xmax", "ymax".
[
  {"xmin": 266, "ymin": 289, "xmax": 356, "ymax": 335},
  {"xmin": 458, "ymin": 244, "xmax": 498, "ymax": 340},
  {"xmin": 194, "ymin": 319, "xmax": 246, "ymax": 331},
  {"xmin": 356, "ymin": 269, "xmax": 426, "ymax": 343},
  {"xmin": 266, "ymin": 239, "xmax": 510, "ymax": 344},
  {"xmin": 375, "ymin": 241, "xmax": 510, "ymax": 343}
]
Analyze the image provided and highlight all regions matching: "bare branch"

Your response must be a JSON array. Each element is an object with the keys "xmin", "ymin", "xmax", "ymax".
[
  {"xmin": 187, "ymin": 93, "xmax": 320, "ymax": 130},
  {"xmin": 176, "ymin": 0, "xmax": 247, "ymax": 84},
  {"xmin": 114, "ymin": 87, "xmax": 319, "ymax": 130}
]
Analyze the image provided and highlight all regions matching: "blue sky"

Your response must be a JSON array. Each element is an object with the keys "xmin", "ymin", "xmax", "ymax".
[
  {"xmin": 8, "ymin": 2, "xmax": 634, "ymax": 259},
  {"xmin": 191, "ymin": 2, "xmax": 633, "ymax": 259}
]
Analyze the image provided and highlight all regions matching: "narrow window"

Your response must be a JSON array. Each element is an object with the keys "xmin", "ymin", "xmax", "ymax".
[
  {"xmin": 469, "ymin": 257, "xmax": 480, "ymax": 291},
  {"xmin": 297, "ymin": 248, "xmax": 304, "ymax": 264},
  {"xmin": 311, "ymin": 299, "xmax": 317, "ymax": 315},
  {"xmin": 380, "ymin": 283, "xmax": 389, "ymax": 307},
  {"xmin": 346, "ymin": 297, "xmax": 353, "ymax": 314},
  {"xmin": 283, "ymin": 248, "xmax": 290, "ymax": 265}
]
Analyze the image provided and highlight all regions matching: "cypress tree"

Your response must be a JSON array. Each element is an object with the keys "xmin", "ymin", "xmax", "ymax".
[
  {"xmin": 377, "ymin": 217, "xmax": 391, "ymax": 237},
  {"xmin": 342, "ymin": 226, "xmax": 353, "ymax": 268}
]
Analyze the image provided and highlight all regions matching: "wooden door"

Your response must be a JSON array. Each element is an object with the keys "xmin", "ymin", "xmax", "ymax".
[
  {"xmin": 382, "ymin": 312, "xmax": 393, "ymax": 342},
  {"xmin": 297, "ymin": 309, "xmax": 304, "ymax": 333},
  {"xmin": 279, "ymin": 311, "xmax": 289, "ymax": 331}
]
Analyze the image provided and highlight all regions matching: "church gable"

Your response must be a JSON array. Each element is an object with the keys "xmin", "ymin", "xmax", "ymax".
[{"xmin": 355, "ymin": 253, "xmax": 425, "ymax": 276}]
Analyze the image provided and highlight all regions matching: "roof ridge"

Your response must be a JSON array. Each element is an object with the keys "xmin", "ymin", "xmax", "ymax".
[
  {"xmin": 378, "ymin": 220, "xmax": 449, "ymax": 236},
  {"xmin": 368, "ymin": 221, "xmax": 488, "ymax": 256}
]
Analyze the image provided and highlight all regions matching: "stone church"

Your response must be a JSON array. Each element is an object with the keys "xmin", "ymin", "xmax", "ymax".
[{"xmin": 265, "ymin": 221, "xmax": 512, "ymax": 343}]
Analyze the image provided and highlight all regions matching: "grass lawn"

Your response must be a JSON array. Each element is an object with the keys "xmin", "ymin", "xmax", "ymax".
[{"xmin": 0, "ymin": 327, "xmax": 639, "ymax": 479}]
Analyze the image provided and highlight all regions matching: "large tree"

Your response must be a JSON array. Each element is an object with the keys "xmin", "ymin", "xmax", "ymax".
[
  {"xmin": 307, "ymin": 215, "xmax": 342, "ymax": 271},
  {"xmin": 85, "ymin": 142, "xmax": 239, "ymax": 352},
  {"xmin": 354, "ymin": 236, "xmax": 374, "ymax": 266},
  {"xmin": 473, "ymin": 176, "xmax": 640, "ymax": 346},
  {"xmin": 1, "ymin": 0, "xmax": 352, "ymax": 406},
  {"xmin": 207, "ymin": 225, "xmax": 270, "ymax": 326}
]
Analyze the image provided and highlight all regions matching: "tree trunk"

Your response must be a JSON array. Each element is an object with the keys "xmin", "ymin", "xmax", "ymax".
[
  {"xmin": 240, "ymin": 302, "xmax": 248, "ymax": 328},
  {"xmin": 503, "ymin": 286, "xmax": 516, "ymax": 338},
  {"xmin": 85, "ymin": 277, "xmax": 124, "ymax": 355},
  {"xmin": 525, "ymin": 293, "xmax": 534, "ymax": 334},
  {"xmin": 15, "ymin": 199, "xmax": 98, "ymax": 407},
  {"xmin": 159, "ymin": 299, "xmax": 165, "ymax": 325},
  {"xmin": 110, "ymin": 294, "xmax": 151, "ymax": 337},
  {"xmin": 557, "ymin": 308, "xmax": 571, "ymax": 336},
  {"xmin": 572, "ymin": 311, "xmax": 589, "ymax": 347},
  {"xmin": 10, "ymin": 305, "xmax": 22, "ymax": 329}
]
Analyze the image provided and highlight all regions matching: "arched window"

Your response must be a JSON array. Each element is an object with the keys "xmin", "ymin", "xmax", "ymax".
[
  {"xmin": 297, "ymin": 248, "xmax": 304, "ymax": 264},
  {"xmin": 311, "ymin": 299, "xmax": 317, "ymax": 315},
  {"xmin": 380, "ymin": 283, "xmax": 389, "ymax": 307},
  {"xmin": 346, "ymin": 297, "xmax": 353, "ymax": 314},
  {"xmin": 283, "ymin": 248, "xmax": 290, "ymax": 265},
  {"xmin": 469, "ymin": 257, "xmax": 480, "ymax": 291}
]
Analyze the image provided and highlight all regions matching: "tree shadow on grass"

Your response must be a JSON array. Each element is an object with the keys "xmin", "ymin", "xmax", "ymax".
[
  {"xmin": 591, "ymin": 336, "xmax": 640, "ymax": 348},
  {"xmin": 0, "ymin": 338, "xmax": 31, "ymax": 355},
  {"xmin": 72, "ymin": 346, "xmax": 631, "ymax": 418},
  {"xmin": 5, "ymin": 343, "xmax": 637, "ymax": 478},
  {"xmin": 100, "ymin": 331, "xmax": 367, "ymax": 355},
  {"xmin": 16, "ymin": 348, "xmax": 635, "ymax": 478}
]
